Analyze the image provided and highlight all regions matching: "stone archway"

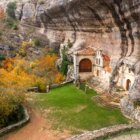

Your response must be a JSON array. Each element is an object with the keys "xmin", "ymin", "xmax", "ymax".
[
  {"xmin": 126, "ymin": 79, "xmax": 131, "ymax": 91},
  {"xmin": 79, "ymin": 59, "xmax": 92, "ymax": 72}
]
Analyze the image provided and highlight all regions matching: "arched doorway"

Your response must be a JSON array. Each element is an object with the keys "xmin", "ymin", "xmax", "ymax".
[
  {"xmin": 79, "ymin": 59, "xmax": 92, "ymax": 72},
  {"xmin": 126, "ymin": 79, "xmax": 131, "ymax": 91}
]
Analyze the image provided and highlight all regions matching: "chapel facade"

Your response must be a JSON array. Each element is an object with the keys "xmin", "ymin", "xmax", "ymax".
[{"xmin": 73, "ymin": 47, "xmax": 135, "ymax": 92}]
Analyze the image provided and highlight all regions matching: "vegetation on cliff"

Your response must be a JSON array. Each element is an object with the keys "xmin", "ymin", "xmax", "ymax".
[{"xmin": 0, "ymin": 3, "xmax": 65, "ymax": 128}]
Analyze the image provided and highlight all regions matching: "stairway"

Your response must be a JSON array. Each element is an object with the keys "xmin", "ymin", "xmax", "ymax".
[{"xmin": 86, "ymin": 77, "xmax": 122, "ymax": 109}]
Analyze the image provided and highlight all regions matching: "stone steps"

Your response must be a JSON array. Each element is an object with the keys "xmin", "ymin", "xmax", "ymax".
[{"xmin": 93, "ymin": 96, "xmax": 120, "ymax": 109}]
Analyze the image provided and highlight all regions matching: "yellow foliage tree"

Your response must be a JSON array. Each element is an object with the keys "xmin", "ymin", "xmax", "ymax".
[{"xmin": 54, "ymin": 73, "xmax": 65, "ymax": 84}]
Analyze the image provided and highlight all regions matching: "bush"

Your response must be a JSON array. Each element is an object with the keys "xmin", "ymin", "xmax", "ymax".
[
  {"xmin": 0, "ymin": 31, "xmax": 3, "ymax": 37},
  {"xmin": 0, "ymin": 54, "xmax": 5, "ymax": 61},
  {"xmin": 5, "ymin": 17, "xmax": 14, "ymax": 27},
  {"xmin": 33, "ymin": 80, "xmax": 46, "ymax": 92},
  {"xmin": 67, "ymin": 39, "xmax": 73, "ymax": 48},
  {"xmin": 5, "ymin": 2, "xmax": 17, "ymax": 29},
  {"xmin": 6, "ymin": 2, "xmax": 16, "ymax": 20},
  {"xmin": 33, "ymin": 38, "xmax": 41, "ymax": 46},
  {"xmin": 19, "ymin": 48, "xmax": 27, "ymax": 57},
  {"xmin": 0, "ymin": 88, "xmax": 25, "ymax": 128},
  {"xmin": 54, "ymin": 73, "xmax": 65, "ymax": 84},
  {"xmin": 13, "ymin": 23, "xmax": 18, "ymax": 30},
  {"xmin": 2, "ymin": 105, "xmax": 24, "ymax": 128},
  {"xmin": 60, "ymin": 50, "xmax": 70, "ymax": 75},
  {"xmin": 5, "ymin": 17, "xmax": 18, "ymax": 29}
]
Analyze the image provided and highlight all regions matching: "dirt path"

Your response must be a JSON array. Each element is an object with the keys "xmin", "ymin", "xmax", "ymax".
[{"xmin": 1, "ymin": 109, "xmax": 71, "ymax": 140}]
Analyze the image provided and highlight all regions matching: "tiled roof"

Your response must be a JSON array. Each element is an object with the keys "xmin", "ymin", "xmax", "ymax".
[
  {"xmin": 102, "ymin": 54, "xmax": 110, "ymax": 61},
  {"xmin": 76, "ymin": 47, "xmax": 95, "ymax": 56}
]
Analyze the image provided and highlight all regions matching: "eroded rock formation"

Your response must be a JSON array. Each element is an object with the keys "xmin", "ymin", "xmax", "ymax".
[{"xmin": 18, "ymin": 0, "xmax": 140, "ymax": 68}]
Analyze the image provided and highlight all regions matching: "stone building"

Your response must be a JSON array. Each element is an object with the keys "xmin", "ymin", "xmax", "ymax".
[
  {"xmin": 73, "ymin": 47, "xmax": 95, "ymax": 80},
  {"xmin": 117, "ymin": 63, "xmax": 135, "ymax": 91},
  {"xmin": 73, "ymin": 47, "xmax": 134, "ymax": 92},
  {"xmin": 93, "ymin": 49, "xmax": 111, "ymax": 88}
]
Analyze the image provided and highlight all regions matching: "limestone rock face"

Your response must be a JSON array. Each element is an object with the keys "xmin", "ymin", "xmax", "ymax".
[
  {"xmin": 22, "ymin": 3, "xmax": 36, "ymax": 22},
  {"xmin": 16, "ymin": 0, "xmax": 140, "ymax": 59},
  {"xmin": 2, "ymin": 0, "xmax": 139, "ymax": 61}
]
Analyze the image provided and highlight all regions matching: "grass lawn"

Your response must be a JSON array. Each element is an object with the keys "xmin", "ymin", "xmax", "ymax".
[{"xmin": 32, "ymin": 84, "xmax": 128, "ymax": 132}]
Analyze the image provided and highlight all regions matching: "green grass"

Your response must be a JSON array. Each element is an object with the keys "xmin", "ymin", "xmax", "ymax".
[{"xmin": 32, "ymin": 84, "xmax": 128, "ymax": 132}]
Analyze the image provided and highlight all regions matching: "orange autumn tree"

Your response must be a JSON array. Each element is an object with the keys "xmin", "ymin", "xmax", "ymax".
[
  {"xmin": 0, "ymin": 54, "xmax": 66, "ymax": 126},
  {"xmin": 0, "ymin": 57, "xmax": 30, "ymax": 127},
  {"xmin": 38, "ymin": 54, "xmax": 57, "ymax": 71},
  {"xmin": 0, "ymin": 6, "xmax": 5, "ymax": 19},
  {"xmin": 1, "ymin": 55, "xmax": 65, "ymax": 92},
  {"xmin": 32, "ymin": 54, "xmax": 65, "ymax": 87},
  {"xmin": 0, "ymin": 58, "xmax": 34, "ymax": 90},
  {"xmin": 3, "ymin": 58, "xmax": 14, "ymax": 71}
]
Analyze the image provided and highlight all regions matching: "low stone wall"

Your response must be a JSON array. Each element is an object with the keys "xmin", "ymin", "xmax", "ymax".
[
  {"xmin": 66, "ymin": 124, "xmax": 140, "ymax": 140},
  {"xmin": 50, "ymin": 80, "xmax": 74, "ymax": 89},
  {"xmin": 0, "ymin": 106, "xmax": 30, "ymax": 136}
]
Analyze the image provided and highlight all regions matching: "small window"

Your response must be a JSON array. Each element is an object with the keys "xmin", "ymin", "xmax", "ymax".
[
  {"xmin": 96, "ymin": 59, "xmax": 98, "ymax": 65},
  {"xmin": 128, "ymin": 68, "xmax": 131, "ymax": 73},
  {"xmin": 99, "ymin": 59, "xmax": 100, "ymax": 65}
]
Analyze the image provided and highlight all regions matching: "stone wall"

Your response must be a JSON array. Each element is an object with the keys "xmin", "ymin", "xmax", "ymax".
[
  {"xmin": 0, "ymin": 106, "xmax": 30, "ymax": 136},
  {"xmin": 66, "ymin": 124, "xmax": 140, "ymax": 140},
  {"xmin": 50, "ymin": 80, "xmax": 74, "ymax": 89}
]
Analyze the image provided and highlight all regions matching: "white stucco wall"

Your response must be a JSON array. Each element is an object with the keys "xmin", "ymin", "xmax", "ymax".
[
  {"xmin": 73, "ymin": 55, "xmax": 94, "ymax": 80},
  {"xmin": 117, "ymin": 65, "xmax": 135, "ymax": 90}
]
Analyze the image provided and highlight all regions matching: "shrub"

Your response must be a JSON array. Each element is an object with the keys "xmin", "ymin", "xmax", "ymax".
[
  {"xmin": 5, "ymin": 17, "xmax": 17, "ymax": 29},
  {"xmin": 5, "ymin": 17, "xmax": 14, "ymax": 27},
  {"xmin": 67, "ymin": 39, "xmax": 73, "ymax": 48},
  {"xmin": 0, "ymin": 31, "xmax": 3, "ymax": 37},
  {"xmin": 6, "ymin": 2, "xmax": 16, "ymax": 20},
  {"xmin": 21, "ymin": 41, "xmax": 32, "ymax": 49},
  {"xmin": 0, "ymin": 88, "xmax": 25, "ymax": 128},
  {"xmin": 60, "ymin": 50, "xmax": 70, "ymax": 75},
  {"xmin": 13, "ymin": 23, "xmax": 18, "ymax": 30},
  {"xmin": 0, "ymin": 54, "xmax": 5, "ymax": 61},
  {"xmin": 32, "ymin": 79, "xmax": 46, "ymax": 92},
  {"xmin": 33, "ymin": 38, "xmax": 41, "ymax": 46},
  {"xmin": 54, "ymin": 73, "xmax": 65, "ymax": 84},
  {"xmin": 18, "ymin": 48, "xmax": 27, "ymax": 57},
  {"xmin": 5, "ymin": 2, "xmax": 17, "ymax": 29}
]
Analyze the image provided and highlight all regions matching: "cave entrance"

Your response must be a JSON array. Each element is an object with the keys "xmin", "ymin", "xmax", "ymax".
[
  {"xmin": 79, "ymin": 59, "xmax": 92, "ymax": 72},
  {"xmin": 126, "ymin": 79, "xmax": 131, "ymax": 91}
]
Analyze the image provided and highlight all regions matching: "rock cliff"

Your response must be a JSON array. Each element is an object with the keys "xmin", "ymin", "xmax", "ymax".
[
  {"xmin": 18, "ymin": 0, "xmax": 140, "ymax": 58},
  {"xmin": 2, "ymin": 0, "xmax": 140, "ymax": 59}
]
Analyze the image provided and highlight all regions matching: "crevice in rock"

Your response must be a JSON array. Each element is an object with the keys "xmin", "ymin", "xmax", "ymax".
[
  {"xmin": 60, "ymin": 5, "xmax": 77, "ymax": 42},
  {"xmin": 114, "ymin": 0, "xmax": 135, "ymax": 56},
  {"xmin": 40, "ymin": 11, "xmax": 57, "ymax": 29}
]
